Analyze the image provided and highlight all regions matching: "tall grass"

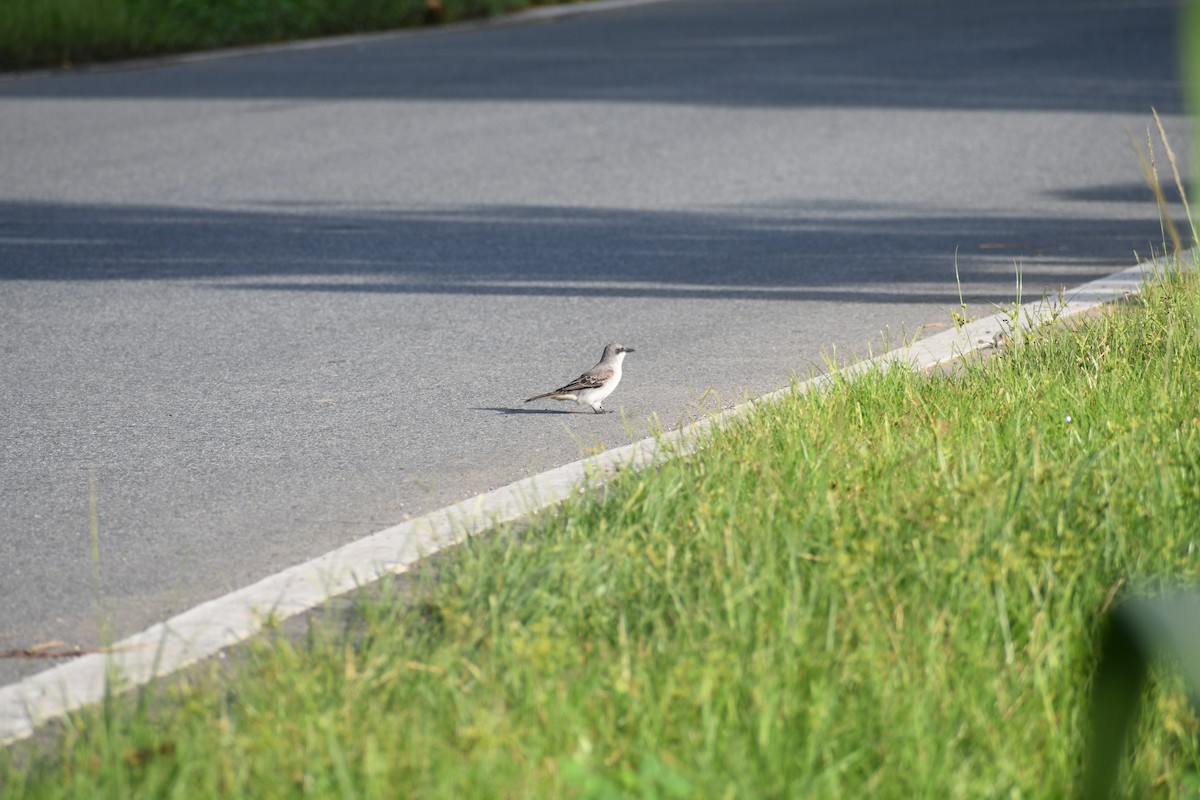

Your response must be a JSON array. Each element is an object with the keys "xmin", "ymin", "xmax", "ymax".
[
  {"xmin": 4, "ymin": 260, "xmax": 1200, "ymax": 798},
  {"xmin": 0, "ymin": 0, "xmax": 567, "ymax": 72}
]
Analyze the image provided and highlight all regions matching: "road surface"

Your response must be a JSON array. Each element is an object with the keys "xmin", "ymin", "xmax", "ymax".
[{"xmin": 0, "ymin": 0, "xmax": 1186, "ymax": 686}]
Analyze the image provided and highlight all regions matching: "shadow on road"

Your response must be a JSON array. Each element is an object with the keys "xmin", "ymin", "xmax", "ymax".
[
  {"xmin": 0, "ymin": 198, "xmax": 1180, "ymax": 306},
  {"xmin": 0, "ymin": 0, "xmax": 1183, "ymax": 306},
  {"xmin": 471, "ymin": 406, "xmax": 586, "ymax": 415},
  {"xmin": 0, "ymin": 0, "xmax": 1181, "ymax": 114}
]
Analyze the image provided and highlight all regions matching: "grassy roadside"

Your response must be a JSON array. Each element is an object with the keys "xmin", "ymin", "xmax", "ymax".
[
  {"xmin": 0, "ymin": 0, "xmax": 579, "ymax": 73},
  {"xmin": 3, "ymin": 258, "xmax": 1200, "ymax": 797}
]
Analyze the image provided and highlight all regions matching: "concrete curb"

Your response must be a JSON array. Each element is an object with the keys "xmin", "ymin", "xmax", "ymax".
[{"xmin": 0, "ymin": 254, "xmax": 1177, "ymax": 745}]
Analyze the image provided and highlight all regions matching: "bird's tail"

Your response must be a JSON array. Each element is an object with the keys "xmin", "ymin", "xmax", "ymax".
[{"xmin": 525, "ymin": 392, "xmax": 560, "ymax": 403}]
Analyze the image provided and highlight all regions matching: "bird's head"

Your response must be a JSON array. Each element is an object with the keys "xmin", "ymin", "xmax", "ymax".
[{"xmin": 604, "ymin": 343, "xmax": 635, "ymax": 360}]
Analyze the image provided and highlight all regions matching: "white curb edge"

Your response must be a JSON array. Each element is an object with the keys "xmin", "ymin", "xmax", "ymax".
[{"xmin": 0, "ymin": 254, "xmax": 1181, "ymax": 746}]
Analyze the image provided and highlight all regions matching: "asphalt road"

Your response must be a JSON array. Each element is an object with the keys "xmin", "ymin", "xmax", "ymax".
[{"xmin": 0, "ymin": 0, "xmax": 1187, "ymax": 687}]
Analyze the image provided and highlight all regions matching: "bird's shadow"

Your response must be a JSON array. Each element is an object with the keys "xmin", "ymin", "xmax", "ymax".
[{"xmin": 472, "ymin": 406, "xmax": 592, "ymax": 416}]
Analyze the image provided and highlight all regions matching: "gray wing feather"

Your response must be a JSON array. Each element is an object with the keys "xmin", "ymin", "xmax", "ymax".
[{"xmin": 554, "ymin": 366, "xmax": 612, "ymax": 393}]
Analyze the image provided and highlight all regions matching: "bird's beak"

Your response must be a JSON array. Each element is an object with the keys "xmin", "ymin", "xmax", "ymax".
[{"xmin": 625, "ymin": 348, "xmax": 636, "ymax": 353}]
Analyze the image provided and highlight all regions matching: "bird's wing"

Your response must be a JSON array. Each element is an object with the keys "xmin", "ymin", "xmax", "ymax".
[{"xmin": 553, "ymin": 366, "xmax": 613, "ymax": 394}]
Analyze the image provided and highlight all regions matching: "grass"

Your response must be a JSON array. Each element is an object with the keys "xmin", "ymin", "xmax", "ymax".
[
  {"xmin": 3, "ymin": 255, "xmax": 1200, "ymax": 798},
  {"xmin": 0, "ymin": 0, "xmax": 579, "ymax": 72}
]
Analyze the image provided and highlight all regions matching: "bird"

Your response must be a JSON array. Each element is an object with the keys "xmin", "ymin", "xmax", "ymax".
[{"xmin": 525, "ymin": 343, "xmax": 635, "ymax": 414}]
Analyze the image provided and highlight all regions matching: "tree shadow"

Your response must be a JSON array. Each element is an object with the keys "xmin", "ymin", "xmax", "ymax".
[
  {"xmin": 0, "ymin": 0, "xmax": 1181, "ymax": 114},
  {"xmin": 0, "ymin": 199, "xmax": 1181, "ymax": 306}
]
